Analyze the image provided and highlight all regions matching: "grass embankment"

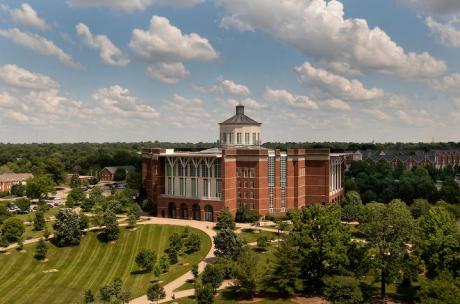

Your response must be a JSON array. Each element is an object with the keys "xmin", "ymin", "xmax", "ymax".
[
  {"xmin": 0, "ymin": 224, "xmax": 211, "ymax": 304},
  {"xmin": 238, "ymin": 229, "xmax": 279, "ymax": 244}
]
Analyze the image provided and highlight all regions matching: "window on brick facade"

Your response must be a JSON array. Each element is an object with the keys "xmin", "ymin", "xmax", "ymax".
[
  {"xmin": 191, "ymin": 178, "xmax": 197, "ymax": 197},
  {"xmin": 250, "ymin": 168, "xmax": 255, "ymax": 178},
  {"xmin": 216, "ymin": 180, "xmax": 222, "ymax": 198},
  {"xmin": 203, "ymin": 179, "xmax": 209, "ymax": 196}
]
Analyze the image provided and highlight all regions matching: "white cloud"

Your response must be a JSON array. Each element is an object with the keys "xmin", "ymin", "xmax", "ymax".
[
  {"xmin": 322, "ymin": 99, "xmax": 351, "ymax": 111},
  {"xmin": 163, "ymin": 94, "xmax": 209, "ymax": 128},
  {"xmin": 76, "ymin": 23, "xmax": 130, "ymax": 66},
  {"xmin": 425, "ymin": 17, "xmax": 460, "ymax": 48},
  {"xmin": 194, "ymin": 76, "xmax": 250, "ymax": 97},
  {"xmin": 5, "ymin": 111, "xmax": 30, "ymax": 122},
  {"xmin": 452, "ymin": 111, "xmax": 460, "ymax": 122},
  {"xmin": 386, "ymin": 95, "xmax": 409, "ymax": 109},
  {"xmin": 294, "ymin": 62, "xmax": 384, "ymax": 102},
  {"xmin": 0, "ymin": 28, "xmax": 82, "ymax": 69},
  {"xmin": 8, "ymin": 3, "xmax": 49, "ymax": 31},
  {"xmin": 226, "ymin": 98, "xmax": 266, "ymax": 110},
  {"xmin": 406, "ymin": 0, "xmax": 460, "ymax": 16},
  {"xmin": 92, "ymin": 85, "xmax": 159, "ymax": 120},
  {"xmin": 431, "ymin": 73, "xmax": 460, "ymax": 93},
  {"xmin": 361, "ymin": 108, "xmax": 391, "ymax": 121},
  {"xmin": 69, "ymin": 0, "xmax": 204, "ymax": 13},
  {"xmin": 0, "ymin": 64, "xmax": 59, "ymax": 90},
  {"xmin": 0, "ymin": 91, "xmax": 15, "ymax": 107},
  {"xmin": 146, "ymin": 62, "xmax": 190, "ymax": 84},
  {"xmin": 453, "ymin": 98, "xmax": 460, "ymax": 109},
  {"xmin": 397, "ymin": 109, "xmax": 433, "ymax": 127},
  {"xmin": 264, "ymin": 88, "xmax": 319, "ymax": 110},
  {"xmin": 216, "ymin": 0, "xmax": 447, "ymax": 79},
  {"xmin": 129, "ymin": 15, "xmax": 218, "ymax": 63}
]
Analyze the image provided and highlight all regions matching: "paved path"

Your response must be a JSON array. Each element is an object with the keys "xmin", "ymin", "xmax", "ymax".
[{"xmin": 130, "ymin": 217, "xmax": 217, "ymax": 304}]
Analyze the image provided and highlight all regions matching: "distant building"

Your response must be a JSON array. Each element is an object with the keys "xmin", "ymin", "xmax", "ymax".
[
  {"xmin": 142, "ymin": 105, "xmax": 348, "ymax": 222},
  {"xmin": 360, "ymin": 150, "xmax": 460, "ymax": 169},
  {"xmin": 0, "ymin": 173, "xmax": 33, "ymax": 193},
  {"xmin": 99, "ymin": 166, "xmax": 135, "ymax": 181}
]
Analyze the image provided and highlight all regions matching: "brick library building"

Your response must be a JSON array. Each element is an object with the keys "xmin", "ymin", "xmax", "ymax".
[{"xmin": 142, "ymin": 105, "xmax": 347, "ymax": 222}]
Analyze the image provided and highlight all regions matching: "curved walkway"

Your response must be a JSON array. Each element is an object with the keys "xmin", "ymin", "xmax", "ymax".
[{"xmin": 130, "ymin": 217, "xmax": 217, "ymax": 304}]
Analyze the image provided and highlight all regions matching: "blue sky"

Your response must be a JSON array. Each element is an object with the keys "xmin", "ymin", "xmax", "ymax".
[{"xmin": 0, "ymin": 0, "xmax": 459, "ymax": 143}]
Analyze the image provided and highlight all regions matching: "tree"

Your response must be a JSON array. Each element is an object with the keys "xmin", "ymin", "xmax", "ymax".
[
  {"xmin": 322, "ymin": 276, "xmax": 363, "ymax": 304},
  {"xmin": 191, "ymin": 264, "xmax": 199, "ymax": 279},
  {"xmin": 195, "ymin": 283, "xmax": 215, "ymax": 304},
  {"xmin": 135, "ymin": 249, "xmax": 157, "ymax": 272},
  {"xmin": 79, "ymin": 213, "xmax": 89, "ymax": 230},
  {"xmin": 233, "ymin": 249, "xmax": 261, "ymax": 298},
  {"xmin": 26, "ymin": 175, "xmax": 54, "ymax": 199},
  {"xmin": 256, "ymin": 235, "xmax": 270, "ymax": 251},
  {"xmin": 184, "ymin": 233, "xmax": 201, "ymax": 253},
  {"xmin": 100, "ymin": 210, "xmax": 119, "ymax": 242},
  {"xmin": 417, "ymin": 277, "xmax": 460, "ymax": 304},
  {"xmin": 411, "ymin": 199, "xmax": 432, "ymax": 219},
  {"xmin": 1, "ymin": 217, "xmax": 25, "ymax": 243},
  {"xmin": 146, "ymin": 283, "xmax": 165, "ymax": 304},
  {"xmin": 127, "ymin": 206, "xmax": 138, "ymax": 228},
  {"xmin": 158, "ymin": 254, "xmax": 169, "ymax": 273},
  {"xmin": 16, "ymin": 198, "xmax": 31, "ymax": 212},
  {"xmin": 99, "ymin": 278, "xmax": 130, "ymax": 303},
  {"xmin": 215, "ymin": 208, "xmax": 235, "ymax": 230},
  {"xmin": 201, "ymin": 264, "xmax": 224, "ymax": 291},
  {"xmin": 67, "ymin": 188, "xmax": 85, "ymax": 206},
  {"xmin": 34, "ymin": 209, "xmax": 46, "ymax": 231},
  {"xmin": 34, "ymin": 238, "xmax": 47, "ymax": 260},
  {"xmin": 10, "ymin": 183, "xmax": 26, "ymax": 197},
  {"xmin": 213, "ymin": 229, "xmax": 243, "ymax": 260},
  {"xmin": 44, "ymin": 158, "xmax": 66, "ymax": 184},
  {"xmin": 114, "ymin": 168, "xmax": 127, "ymax": 181},
  {"xmin": 17, "ymin": 237, "xmax": 24, "ymax": 251},
  {"xmin": 417, "ymin": 206, "xmax": 460, "ymax": 278},
  {"xmin": 167, "ymin": 247, "xmax": 178, "ymax": 265},
  {"xmin": 440, "ymin": 177, "xmax": 460, "ymax": 205},
  {"xmin": 290, "ymin": 204, "xmax": 351, "ymax": 290},
  {"xmin": 53, "ymin": 209, "xmax": 82, "ymax": 247},
  {"xmin": 341, "ymin": 191, "xmax": 364, "ymax": 222},
  {"xmin": 153, "ymin": 264, "xmax": 162, "ymax": 280},
  {"xmin": 84, "ymin": 289, "xmax": 95, "ymax": 303},
  {"xmin": 264, "ymin": 237, "xmax": 302, "ymax": 296},
  {"xmin": 70, "ymin": 174, "xmax": 81, "ymax": 189},
  {"xmin": 361, "ymin": 200, "xmax": 415, "ymax": 299}
]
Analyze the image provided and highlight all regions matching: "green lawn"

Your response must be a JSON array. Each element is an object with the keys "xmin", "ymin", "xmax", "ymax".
[
  {"xmin": 239, "ymin": 229, "xmax": 278, "ymax": 244},
  {"xmin": 0, "ymin": 224, "xmax": 211, "ymax": 304},
  {"xmin": 171, "ymin": 288, "xmax": 295, "ymax": 304}
]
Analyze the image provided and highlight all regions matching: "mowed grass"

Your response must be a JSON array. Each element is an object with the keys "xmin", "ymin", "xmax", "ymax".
[{"xmin": 0, "ymin": 224, "xmax": 211, "ymax": 304}]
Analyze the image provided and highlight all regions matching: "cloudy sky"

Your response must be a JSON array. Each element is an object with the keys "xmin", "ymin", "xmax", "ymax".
[{"xmin": 0, "ymin": 0, "xmax": 459, "ymax": 143}]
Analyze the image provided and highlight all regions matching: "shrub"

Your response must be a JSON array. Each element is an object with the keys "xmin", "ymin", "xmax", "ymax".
[
  {"xmin": 201, "ymin": 264, "xmax": 224, "ymax": 291},
  {"xmin": 322, "ymin": 276, "xmax": 363, "ymax": 304},
  {"xmin": 256, "ymin": 235, "xmax": 270, "ymax": 251},
  {"xmin": 1, "ymin": 217, "xmax": 25, "ymax": 243},
  {"xmin": 215, "ymin": 208, "xmax": 235, "ymax": 230},
  {"xmin": 53, "ymin": 209, "xmax": 81, "ymax": 247},
  {"xmin": 417, "ymin": 277, "xmax": 460, "ymax": 304},
  {"xmin": 135, "ymin": 249, "xmax": 157, "ymax": 272},
  {"xmin": 185, "ymin": 233, "xmax": 201, "ymax": 253},
  {"xmin": 34, "ymin": 238, "xmax": 48, "ymax": 260},
  {"xmin": 195, "ymin": 283, "xmax": 215, "ymax": 304}
]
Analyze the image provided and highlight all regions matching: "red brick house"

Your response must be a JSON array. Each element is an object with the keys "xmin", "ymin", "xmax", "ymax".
[
  {"xmin": 142, "ymin": 105, "xmax": 347, "ymax": 222},
  {"xmin": 99, "ymin": 166, "xmax": 135, "ymax": 181},
  {"xmin": 0, "ymin": 173, "xmax": 33, "ymax": 193}
]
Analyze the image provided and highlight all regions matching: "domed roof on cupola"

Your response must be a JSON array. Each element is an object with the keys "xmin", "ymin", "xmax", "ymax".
[{"xmin": 219, "ymin": 105, "xmax": 261, "ymax": 126}]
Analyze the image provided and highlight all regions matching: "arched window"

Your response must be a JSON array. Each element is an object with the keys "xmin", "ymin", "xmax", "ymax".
[
  {"xmin": 168, "ymin": 202, "xmax": 176, "ymax": 219},
  {"xmin": 180, "ymin": 203, "xmax": 188, "ymax": 219},
  {"xmin": 192, "ymin": 204, "xmax": 201, "ymax": 221},
  {"xmin": 204, "ymin": 205, "xmax": 213, "ymax": 222}
]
